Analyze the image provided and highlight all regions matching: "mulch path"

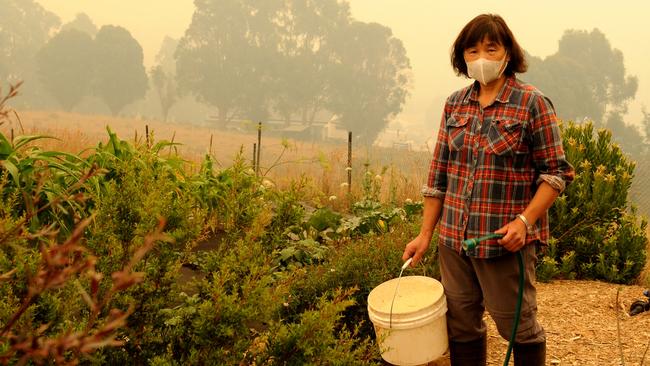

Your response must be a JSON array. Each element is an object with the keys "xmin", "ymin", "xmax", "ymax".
[
  {"xmin": 513, "ymin": 280, "xmax": 650, "ymax": 366},
  {"xmin": 425, "ymin": 280, "xmax": 650, "ymax": 366}
]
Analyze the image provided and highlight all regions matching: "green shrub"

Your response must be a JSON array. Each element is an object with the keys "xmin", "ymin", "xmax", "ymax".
[
  {"xmin": 135, "ymin": 230, "xmax": 379, "ymax": 365},
  {"xmin": 287, "ymin": 220, "xmax": 439, "ymax": 340},
  {"xmin": 196, "ymin": 154, "xmax": 266, "ymax": 234},
  {"xmin": 249, "ymin": 289, "xmax": 378, "ymax": 366},
  {"xmin": 79, "ymin": 136, "xmax": 210, "ymax": 364},
  {"xmin": 536, "ymin": 239, "xmax": 577, "ymax": 282},
  {"xmin": 544, "ymin": 121, "xmax": 648, "ymax": 283},
  {"xmin": 0, "ymin": 95, "xmax": 451, "ymax": 364},
  {"xmin": 0, "ymin": 215, "xmax": 160, "ymax": 365},
  {"xmin": 151, "ymin": 237, "xmax": 285, "ymax": 365}
]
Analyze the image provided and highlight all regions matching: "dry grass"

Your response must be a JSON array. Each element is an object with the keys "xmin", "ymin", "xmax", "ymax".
[{"xmin": 3, "ymin": 110, "xmax": 432, "ymax": 207}]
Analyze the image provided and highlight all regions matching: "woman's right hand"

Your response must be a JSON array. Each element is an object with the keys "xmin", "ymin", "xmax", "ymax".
[{"xmin": 402, "ymin": 233, "xmax": 432, "ymax": 267}]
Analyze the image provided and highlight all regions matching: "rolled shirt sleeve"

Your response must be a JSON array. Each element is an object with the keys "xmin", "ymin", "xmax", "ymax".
[
  {"xmin": 422, "ymin": 105, "xmax": 451, "ymax": 199},
  {"xmin": 530, "ymin": 95, "xmax": 575, "ymax": 192}
]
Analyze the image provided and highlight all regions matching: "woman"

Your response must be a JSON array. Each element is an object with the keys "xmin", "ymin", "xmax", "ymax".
[{"xmin": 402, "ymin": 14, "xmax": 574, "ymax": 366}]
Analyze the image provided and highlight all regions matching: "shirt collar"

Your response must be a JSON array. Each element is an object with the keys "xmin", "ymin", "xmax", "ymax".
[{"xmin": 464, "ymin": 75, "xmax": 514, "ymax": 105}]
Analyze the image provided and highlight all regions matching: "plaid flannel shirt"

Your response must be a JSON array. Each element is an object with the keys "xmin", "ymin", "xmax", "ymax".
[{"xmin": 423, "ymin": 76, "xmax": 575, "ymax": 258}]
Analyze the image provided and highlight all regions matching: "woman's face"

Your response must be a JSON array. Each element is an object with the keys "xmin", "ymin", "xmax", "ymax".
[{"xmin": 463, "ymin": 37, "xmax": 508, "ymax": 62}]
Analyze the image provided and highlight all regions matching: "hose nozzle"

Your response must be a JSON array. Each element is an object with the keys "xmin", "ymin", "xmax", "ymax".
[{"xmin": 462, "ymin": 233, "xmax": 504, "ymax": 251}]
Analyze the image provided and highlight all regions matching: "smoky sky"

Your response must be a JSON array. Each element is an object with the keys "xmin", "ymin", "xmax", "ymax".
[{"xmin": 36, "ymin": 0, "xmax": 650, "ymax": 132}]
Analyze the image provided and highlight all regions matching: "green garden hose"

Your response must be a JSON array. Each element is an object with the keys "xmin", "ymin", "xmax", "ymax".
[{"xmin": 462, "ymin": 233, "xmax": 524, "ymax": 366}]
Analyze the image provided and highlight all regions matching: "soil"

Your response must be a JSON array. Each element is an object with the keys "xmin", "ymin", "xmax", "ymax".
[{"xmin": 427, "ymin": 280, "xmax": 650, "ymax": 365}]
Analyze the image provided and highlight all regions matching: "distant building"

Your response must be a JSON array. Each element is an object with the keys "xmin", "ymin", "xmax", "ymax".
[
  {"xmin": 325, "ymin": 116, "xmax": 348, "ymax": 141},
  {"xmin": 374, "ymin": 119, "xmax": 415, "ymax": 150}
]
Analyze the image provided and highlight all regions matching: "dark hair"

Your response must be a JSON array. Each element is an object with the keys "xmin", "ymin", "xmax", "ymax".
[{"xmin": 451, "ymin": 14, "xmax": 527, "ymax": 77}]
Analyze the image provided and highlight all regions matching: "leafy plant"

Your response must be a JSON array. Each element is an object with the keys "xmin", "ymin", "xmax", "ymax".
[
  {"xmin": 0, "ymin": 213, "xmax": 165, "ymax": 365},
  {"xmin": 542, "ymin": 121, "xmax": 647, "ymax": 283},
  {"xmin": 286, "ymin": 220, "xmax": 438, "ymax": 341}
]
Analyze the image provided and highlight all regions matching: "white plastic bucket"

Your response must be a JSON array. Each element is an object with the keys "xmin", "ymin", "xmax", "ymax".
[{"xmin": 367, "ymin": 275, "xmax": 448, "ymax": 366}]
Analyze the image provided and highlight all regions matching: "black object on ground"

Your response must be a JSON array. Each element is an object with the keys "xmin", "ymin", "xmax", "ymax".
[{"xmin": 629, "ymin": 290, "xmax": 650, "ymax": 316}]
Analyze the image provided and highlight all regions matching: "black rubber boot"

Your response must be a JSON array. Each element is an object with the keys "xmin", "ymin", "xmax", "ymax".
[
  {"xmin": 513, "ymin": 340, "xmax": 546, "ymax": 366},
  {"xmin": 449, "ymin": 336, "xmax": 486, "ymax": 366}
]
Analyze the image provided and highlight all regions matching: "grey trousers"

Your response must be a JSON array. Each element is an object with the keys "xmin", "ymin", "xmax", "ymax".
[{"xmin": 438, "ymin": 243, "xmax": 546, "ymax": 344}]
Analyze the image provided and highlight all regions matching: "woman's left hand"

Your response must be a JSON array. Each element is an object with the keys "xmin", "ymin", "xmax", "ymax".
[{"xmin": 495, "ymin": 218, "xmax": 527, "ymax": 252}]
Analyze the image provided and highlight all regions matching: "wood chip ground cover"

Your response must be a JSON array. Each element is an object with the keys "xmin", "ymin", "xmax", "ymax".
[{"xmin": 427, "ymin": 280, "xmax": 650, "ymax": 365}]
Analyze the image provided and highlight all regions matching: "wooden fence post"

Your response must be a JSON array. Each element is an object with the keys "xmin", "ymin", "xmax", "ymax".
[
  {"xmin": 145, "ymin": 125, "xmax": 150, "ymax": 148},
  {"xmin": 253, "ymin": 143, "xmax": 257, "ymax": 172},
  {"xmin": 347, "ymin": 131, "xmax": 352, "ymax": 195},
  {"xmin": 256, "ymin": 122, "xmax": 262, "ymax": 176}
]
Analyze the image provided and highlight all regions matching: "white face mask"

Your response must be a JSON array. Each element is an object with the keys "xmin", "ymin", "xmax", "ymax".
[{"xmin": 466, "ymin": 56, "xmax": 508, "ymax": 85}]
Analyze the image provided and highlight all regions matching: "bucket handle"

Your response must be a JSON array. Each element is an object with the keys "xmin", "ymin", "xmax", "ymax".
[{"xmin": 389, "ymin": 258, "xmax": 413, "ymax": 329}]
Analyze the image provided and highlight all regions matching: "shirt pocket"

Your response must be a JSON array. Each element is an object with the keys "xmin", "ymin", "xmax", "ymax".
[
  {"xmin": 446, "ymin": 115, "xmax": 470, "ymax": 151},
  {"xmin": 485, "ymin": 118, "xmax": 528, "ymax": 155}
]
